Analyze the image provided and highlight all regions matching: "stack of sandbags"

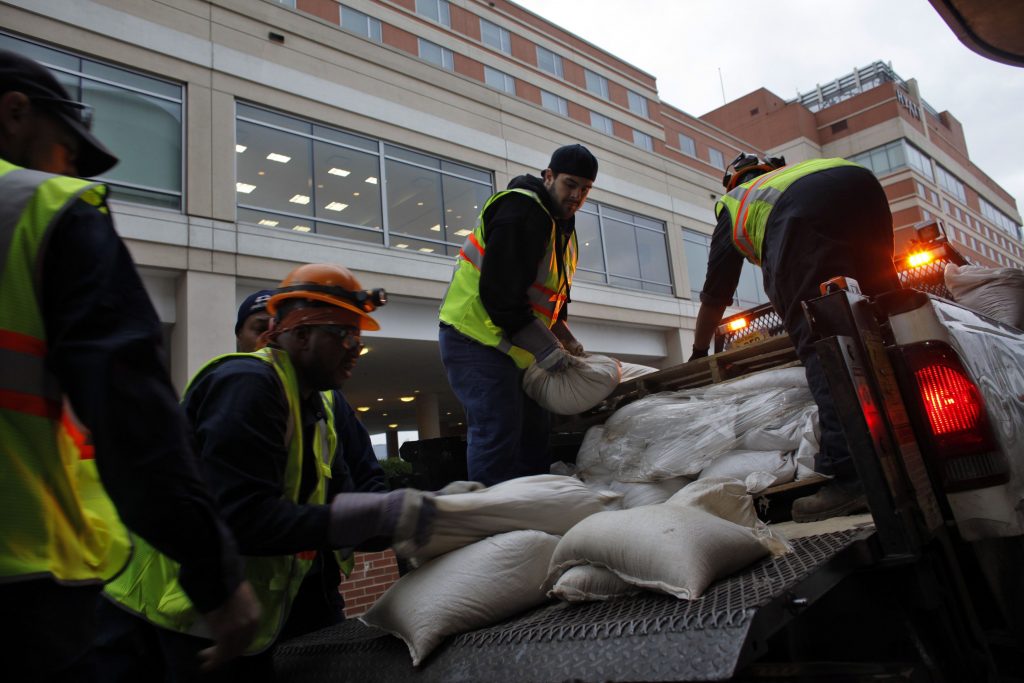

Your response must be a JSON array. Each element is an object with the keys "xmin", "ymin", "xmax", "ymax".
[
  {"xmin": 944, "ymin": 263, "xmax": 1024, "ymax": 329},
  {"xmin": 522, "ymin": 353, "xmax": 621, "ymax": 414},
  {"xmin": 546, "ymin": 478, "xmax": 789, "ymax": 602}
]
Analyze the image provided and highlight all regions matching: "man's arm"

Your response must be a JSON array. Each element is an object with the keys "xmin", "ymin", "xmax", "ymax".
[
  {"xmin": 333, "ymin": 392, "xmax": 387, "ymax": 494},
  {"xmin": 691, "ymin": 209, "xmax": 745, "ymax": 359}
]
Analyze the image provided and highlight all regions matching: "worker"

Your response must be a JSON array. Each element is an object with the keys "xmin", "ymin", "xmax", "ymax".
[
  {"xmin": 690, "ymin": 153, "xmax": 901, "ymax": 523},
  {"xmin": 0, "ymin": 49, "xmax": 259, "ymax": 680},
  {"xmin": 233, "ymin": 288, "xmax": 388, "ymax": 639},
  {"xmin": 438, "ymin": 144, "xmax": 598, "ymax": 486},
  {"xmin": 98, "ymin": 263, "xmax": 437, "ymax": 682}
]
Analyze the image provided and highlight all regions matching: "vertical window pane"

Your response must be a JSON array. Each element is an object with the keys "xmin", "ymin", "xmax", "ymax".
[
  {"xmin": 442, "ymin": 175, "xmax": 492, "ymax": 253},
  {"xmin": 632, "ymin": 130, "xmax": 653, "ymax": 152},
  {"xmin": 385, "ymin": 159, "xmax": 444, "ymax": 243},
  {"xmin": 708, "ymin": 148, "xmax": 725, "ymax": 170},
  {"xmin": 340, "ymin": 5, "xmax": 382, "ymax": 42},
  {"xmin": 541, "ymin": 90, "xmax": 568, "ymax": 116},
  {"xmin": 418, "ymin": 38, "xmax": 453, "ymax": 70},
  {"xmin": 679, "ymin": 133, "xmax": 696, "ymax": 156},
  {"xmin": 536, "ymin": 46, "xmax": 563, "ymax": 78},
  {"xmin": 636, "ymin": 228, "xmax": 670, "ymax": 290},
  {"xmin": 574, "ymin": 208, "xmax": 604, "ymax": 276},
  {"xmin": 314, "ymin": 141, "xmax": 382, "ymax": 229},
  {"xmin": 628, "ymin": 91, "xmax": 648, "ymax": 117},
  {"xmin": 590, "ymin": 111, "xmax": 613, "ymax": 135},
  {"xmin": 484, "ymin": 66, "xmax": 515, "ymax": 94},
  {"xmin": 236, "ymin": 121, "xmax": 313, "ymax": 217},
  {"xmin": 584, "ymin": 69, "xmax": 608, "ymax": 99},
  {"xmin": 416, "ymin": 0, "xmax": 450, "ymax": 27},
  {"xmin": 604, "ymin": 218, "xmax": 641, "ymax": 281},
  {"xmin": 480, "ymin": 18, "xmax": 510, "ymax": 54}
]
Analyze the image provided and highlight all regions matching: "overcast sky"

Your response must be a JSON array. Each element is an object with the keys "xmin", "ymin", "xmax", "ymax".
[{"xmin": 512, "ymin": 0, "xmax": 1024, "ymax": 216}]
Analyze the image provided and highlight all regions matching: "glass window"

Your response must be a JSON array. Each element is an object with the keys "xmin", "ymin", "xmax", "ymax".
[
  {"xmin": 236, "ymin": 105, "xmax": 492, "ymax": 253},
  {"xmin": 0, "ymin": 32, "xmax": 184, "ymax": 209},
  {"xmin": 416, "ymin": 0, "xmax": 450, "ymax": 27},
  {"xmin": 484, "ymin": 66, "xmax": 515, "ymax": 94},
  {"xmin": 627, "ymin": 90, "xmax": 648, "ymax": 117},
  {"xmin": 340, "ymin": 5, "xmax": 382, "ymax": 42},
  {"xmin": 584, "ymin": 69, "xmax": 609, "ymax": 99},
  {"xmin": 418, "ymin": 38, "xmax": 453, "ymax": 71},
  {"xmin": 480, "ymin": 18, "xmax": 511, "ymax": 54},
  {"xmin": 936, "ymin": 165, "xmax": 966, "ymax": 204},
  {"xmin": 275, "ymin": 0, "xmax": 296, "ymax": 8},
  {"xmin": 576, "ymin": 203, "xmax": 671, "ymax": 293},
  {"xmin": 850, "ymin": 139, "xmax": 934, "ymax": 182},
  {"xmin": 590, "ymin": 111, "xmax": 613, "ymax": 135},
  {"xmin": 540, "ymin": 90, "xmax": 568, "ymax": 116},
  {"xmin": 708, "ymin": 148, "xmax": 725, "ymax": 170},
  {"xmin": 536, "ymin": 45, "xmax": 563, "ymax": 78},
  {"xmin": 682, "ymin": 229, "xmax": 710, "ymax": 299},
  {"xmin": 632, "ymin": 130, "xmax": 653, "ymax": 152},
  {"xmin": 980, "ymin": 197, "xmax": 1021, "ymax": 237},
  {"xmin": 678, "ymin": 133, "xmax": 696, "ymax": 157}
]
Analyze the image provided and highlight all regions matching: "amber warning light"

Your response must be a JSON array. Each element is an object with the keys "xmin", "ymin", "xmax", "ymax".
[
  {"xmin": 907, "ymin": 250, "xmax": 934, "ymax": 268},
  {"xmin": 727, "ymin": 318, "xmax": 748, "ymax": 332}
]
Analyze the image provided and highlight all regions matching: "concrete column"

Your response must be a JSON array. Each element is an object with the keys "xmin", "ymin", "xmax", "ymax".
[
  {"xmin": 415, "ymin": 393, "xmax": 441, "ymax": 440},
  {"xmin": 663, "ymin": 327, "xmax": 689, "ymax": 368},
  {"xmin": 170, "ymin": 270, "xmax": 236, "ymax": 393},
  {"xmin": 385, "ymin": 427, "xmax": 400, "ymax": 459}
]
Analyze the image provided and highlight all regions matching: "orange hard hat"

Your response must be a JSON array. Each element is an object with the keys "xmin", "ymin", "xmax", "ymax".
[{"xmin": 267, "ymin": 263, "xmax": 385, "ymax": 331}]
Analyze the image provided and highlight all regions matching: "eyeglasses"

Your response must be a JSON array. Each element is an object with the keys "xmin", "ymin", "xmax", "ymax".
[
  {"xmin": 317, "ymin": 325, "xmax": 362, "ymax": 351},
  {"xmin": 31, "ymin": 96, "xmax": 94, "ymax": 130}
]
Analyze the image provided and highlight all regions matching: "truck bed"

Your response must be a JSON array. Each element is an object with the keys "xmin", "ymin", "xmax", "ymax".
[{"xmin": 274, "ymin": 522, "xmax": 877, "ymax": 683}]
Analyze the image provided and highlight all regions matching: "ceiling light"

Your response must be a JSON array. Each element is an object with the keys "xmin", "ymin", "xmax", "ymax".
[
  {"xmin": 289, "ymin": 194, "xmax": 310, "ymax": 204},
  {"xmin": 365, "ymin": 177, "xmax": 378, "ymax": 184},
  {"xmin": 292, "ymin": 225, "xmax": 311, "ymax": 232},
  {"xmin": 395, "ymin": 243, "xmax": 409, "ymax": 249},
  {"xmin": 430, "ymin": 224, "xmax": 441, "ymax": 232},
  {"xmin": 328, "ymin": 167, "xmax": 351, "ymax": 177},
  {"xmin": 455, "ymin": 229, "xmax": 471, "ymax": 236},
  {"xmin": 377, "ymin": 398, "xmax": 384, "ymax": 402},
  {"xmin": 417, "ymin": 202, "xmax": 424, "ymax": 206},
  {"xmin": 258, "ymin": 219, "xmax": 279, "ymax": 227},
  {"xmin": 388, "ymin": 423, "xmax": 398, "ymax": 429},
  {"xmin": 356, "ymin": 406, "xmax": 370, "ymax": 412},
  {"xmin": 418, "ymin": 248, "xmax": 435, "ymax": 253},
  {"xmin": 324, "ymin": 202, "xmax": 348, "ymax": 211},
  {"xmin": 266, "ymin": 153, "xmax": 291, "ymax": 163},
  {"xmin": 353, "ymin": 192, "xmax": 360, "ymax": 196},
  {"xmin": 359, "ymin": 347, "xmax": 369, "ymax": 355},
  {"xmin": 400, "ymin": 396, "xmax": 415, "ymax": 402},
  {"xmin": 258, "ymin": 171, "xmax": 265, "ymax": 176},
  {"xmin": 236, "ymin": 182, "xmax": 256, "ymax": 193},
  {"xmin": 235, "ymin": 144, "xmax": 247, "ymax": 153},
  {"xmin": 446, "ymin": 208, "xmax": 452, "ymax": 213}
]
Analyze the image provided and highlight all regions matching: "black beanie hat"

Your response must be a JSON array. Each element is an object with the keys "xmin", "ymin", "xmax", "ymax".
[{"xmin": 546, "ymin": 144, "xmax": 598, "ymax": 181}]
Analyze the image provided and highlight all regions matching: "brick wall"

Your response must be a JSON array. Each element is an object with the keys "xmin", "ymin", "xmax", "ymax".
[{"xmin": 339, "ymin": 550, "xmax": 401, "ymax": 617}]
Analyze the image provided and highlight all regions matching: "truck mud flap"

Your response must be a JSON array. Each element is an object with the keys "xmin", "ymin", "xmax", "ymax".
[{"xmin": 274, "ymin": 527, "xmax": 877, "ymax": 683}]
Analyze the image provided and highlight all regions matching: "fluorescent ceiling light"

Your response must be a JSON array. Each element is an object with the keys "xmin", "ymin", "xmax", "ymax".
[
  {"xmin": 324, "ymin": 202, "xmax": 348, "ymax": 211},
  {"xmin": 292, "ymin": 225, "xmax": 311, "ymax": 232},
  {"xmin": 400, "ymin": 396, "xmax": 415, "ymax": 402},
  {"xmin": 289, "ymin": 194, "xmax": 310, "ymax": 205},
  {"xmin": 388, "ymin": 423, "xmax": 398, "ymax": 429},
  {"xmin": 356, "ymin": 406, "xmax": 370, "ymax": 412},
  {"xmin": 257, "ymin": 219, "xmax": 279, "ymax": 227},
  {"xmin": 236, "ymin": 182, "xmax": 256, "ymax": 193},
  {"xmin": 430, "ymin": 224, "xmax": 441, "ymax": 232},
  {"xmin": 418, "ymin": 247, "xmax": 435, "ymax": 253},
  {"xmin": 266, "ymin": 153, "xmax": 291, "ymax": 163},
  {"xmin": 454, "ymin": 229, "xmax": 471, "ymax": 237},
  {"xmin": 365, "ymin": 176, "xmax": 378, "ymax": 184},
  {"xmin": 328, "ymin": 167, "xmax": 351, "ymax": 177},
  {"xmin": 395, "ymin": 243, "xmax": 409, "ymax": 249},
  {"xmin": 235, "ymin": 144, "xmax": 247, "ymax": 153}
]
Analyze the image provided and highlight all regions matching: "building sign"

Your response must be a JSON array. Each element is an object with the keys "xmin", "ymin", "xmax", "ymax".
[{"xmin": 896, "ymin": 88, "xmax": 921, "ymax": 120}]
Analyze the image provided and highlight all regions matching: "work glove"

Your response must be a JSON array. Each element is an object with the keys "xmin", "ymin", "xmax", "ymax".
[
  {"xmin": 511, "ymin": 319, "xmax": 569, "ymax": 372},
  {"xmin": 327, "ymin": 490, "xmax": 437, "ymax": 557},
  {"xmin": 688, "ymin": 346, "xmax": 710, "ymax": 362},
  {"xmin": 197, "ymin": 581, "xmax": 262, "ymax": 672},
  {"xmin": 551, "ymin": 319, "xmax": 585, "ymax": 357}
]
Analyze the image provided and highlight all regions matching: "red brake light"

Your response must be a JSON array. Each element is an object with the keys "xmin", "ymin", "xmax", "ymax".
[{"xmin": 902, "ymin": 342, "xmax": 1008, "ymax": 492}]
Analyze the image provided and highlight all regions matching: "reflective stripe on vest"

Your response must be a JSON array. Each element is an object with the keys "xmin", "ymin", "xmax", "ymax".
[
  {"xmin": 0, "ymin": 159, "xmax": 131, "ymax": 586},
  {"xmin": 716, "ymin": 158, "xmax": 861, "ymax": 265},
  {"xmin": 103, "ymin": 347, "xmax": 339, "ymax": 654},
  {"xmin": 439, "ymin": 188, "xmax": 578, "ymax": 368}
]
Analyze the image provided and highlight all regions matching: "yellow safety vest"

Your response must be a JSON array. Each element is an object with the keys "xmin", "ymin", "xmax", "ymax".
[
  {"xmin": 0, "ymin": 158, "xmax": 131, "ymax": 586},
  {"xmin": 439, "ymin": 188, "xmax": 577, "ymax": 368},
  {"xmin": 716, "ymin": 158, "xmax": 860, "ymax": 265},
  {"xmin": 104, "ymin": 347, "xmax": 339, "ymax": 654}
]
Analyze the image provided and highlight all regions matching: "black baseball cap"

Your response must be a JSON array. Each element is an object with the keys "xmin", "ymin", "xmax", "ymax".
[
  {"xmin": 0, "ymin": 49, "xmax": 118, "ymax": 177},
  {"xmin": 235, "ymin": 289, "xmax": 275, "ymax": 335},
  {"xmin": 546, "ymin": 144, "xmax": 598, "ymax": 181}
]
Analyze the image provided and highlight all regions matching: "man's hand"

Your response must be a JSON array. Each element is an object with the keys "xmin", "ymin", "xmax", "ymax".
[
  {"xmin": 551, "ymin": 320, "xmax": 585, "ymax": 356},
  {"xmin": 198, "ymin": 581, "xmax": 261, "ymax": 671},
  {"xmin": 688, "ymin": 346, "xmax": 710, "ymax": 362},
  {"xmin": 328, "ymin": 490, "xmax": 437, "ymax": 555},
  {"xmin": 535, "ymin": 345, "xmax": 569, "ymax": 372}
]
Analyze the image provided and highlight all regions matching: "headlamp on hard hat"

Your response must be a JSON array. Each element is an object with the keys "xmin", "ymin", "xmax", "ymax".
[
  {"xmin": 275, "ymin": 283, "xmax": 388, "ymax": 312},
  {"xmin": 721, "ymin": 152, "xmax": 786, "ymax": 191}
]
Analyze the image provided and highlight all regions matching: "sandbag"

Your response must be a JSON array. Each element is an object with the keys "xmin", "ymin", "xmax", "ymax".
[
  {"xmin": 522, "ymin": 353, "xmax": 621, "ymax": 415},
  {"xmin": 665, "ymin": 477, "xmax": 763, "ymax": 528},
  {"xmin": 944, "ymin": 263, "xmax": 1024, "ymax": 329},
  {"xmin": 619, "ymin": 361, "xmax": 659, "ymax": 382},
  {"xmin": 607, "ymin": 476, "xmax": 691, "ymax": 508},
  {"xmin": 362, "ymin": 530, "xmax": 558, "ymax": 666},
  {"xmin": 549, "ymin": 564, "xmax": 639, "ymax": 602},
  {"xmin": 410, "ymin": 474, "xmax": 619, "ymax": 563},
  {"xmin": 545, "ymin": 504, "xmax": 786, "ymax": 600},
  {"xmin": 699, "ymin": 450, "xmax": 796, "ymax": 491}
]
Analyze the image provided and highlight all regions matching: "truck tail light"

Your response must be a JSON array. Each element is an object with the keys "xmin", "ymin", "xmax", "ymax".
[{"xmin": 901, "ymin": 342, "xmax": 1009, "ymax": 492}]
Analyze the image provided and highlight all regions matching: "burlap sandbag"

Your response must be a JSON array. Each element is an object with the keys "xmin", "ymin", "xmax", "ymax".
[
  {"xmin": 409, "ymin": 474, "xmax": 619, "ymax": 564},
  {"xmin": 362, "ymin": 530, "xmax": 558, "ymax": 666},
  {"xmin": 549, "ymin": 564, "xmax": 639, "ymax": 602},
  {"xmin": 522, "ymin": 353, "xmax": 622, "ymax": 415}
]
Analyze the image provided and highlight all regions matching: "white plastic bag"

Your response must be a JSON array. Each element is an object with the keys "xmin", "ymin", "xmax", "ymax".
[{"xmin": 522, "ymin": 353, "xmax": 621, "ymax": 415}]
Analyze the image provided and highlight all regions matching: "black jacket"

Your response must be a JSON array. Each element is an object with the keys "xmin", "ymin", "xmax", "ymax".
[{"xmin": 479, "ymin": 174, "xmax": 574, "ymax": 337}]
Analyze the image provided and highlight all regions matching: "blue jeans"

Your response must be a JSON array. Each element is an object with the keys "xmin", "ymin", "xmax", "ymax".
[{"xmin": 439, "ymin": 324, "xmax": 551, "ymax": 486}]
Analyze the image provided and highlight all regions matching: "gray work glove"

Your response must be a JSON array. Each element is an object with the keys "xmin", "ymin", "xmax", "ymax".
[
  {"xmin": 511, "ymin": 319, "xmax": 569, "ymax": 372},
  {"xmin": 551, "ymin": 319, "xmax": 585, "ymax": 357},
  {"xmin": 328, "ymin": 490, "xmax": 436, "ymax": 556}
]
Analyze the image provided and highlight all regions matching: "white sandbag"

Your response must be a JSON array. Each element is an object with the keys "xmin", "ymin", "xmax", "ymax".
[
  {"xmin": 665, "ymin": 477, "xmax": 763, "ymax": 528},
  {"xmin": 410, "ymin": 474, "xmax": 619, "ymax": 563},
  {"xmin": 523, "ymin": 353, "xmax": 622, "ymax": 415},
  {"xmin": 619, "ymin": 361, "xmax": 659, "ymax": 382},
  {"xmin": 362, "ymin": 530, "xmax": 558, "ymax": 666},
  {"xmin": 607, "ymin": 476, "xmax": 691, "ymax": 509},
  {"xmin": 546, "ymin": 504, "xmax": 786, "ymax": 600},
  {"xmin": 549, "ymin": 564, "xmax": 639, "ymax": 602},
  {"xmin": 945, "ymin": 263, "xmax": 1024, "ymax": 329},
  {"xmin": 700, "ymin": 366, "xmax": 810, "ymax": 398},
  {"xmin": 699, "ymin": 450, "xmax": 796, "ymax": 490}
]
